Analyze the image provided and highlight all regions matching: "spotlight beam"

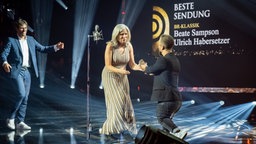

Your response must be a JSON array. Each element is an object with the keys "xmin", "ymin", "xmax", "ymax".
[
  {"xmin": 117, "ymin": 0, "xmax": 146, "ymax": 28},
  {"xmin": 55, "ymin": 0, "xmax": 68, "ymax": 10},
  {"xmin": 30, "ymin": 0, "xmax": 54, "ymax": 88},
  {"xmin": 70, "ymin": 0, "xmax": 99, "ymax": 140},
  {"xmin": 177, "ymin": 102, "xmax": 221, "ymax": 118},
  {"xmin": 70, "ymin": 0, "xmax": 98, "ymax": 88}
]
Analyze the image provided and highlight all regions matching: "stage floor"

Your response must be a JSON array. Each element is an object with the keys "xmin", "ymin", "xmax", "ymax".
[
  {"xmin": 0, "ymin": 102, "xmax": 255, "ymax": 144},
  {"xmin": 0, "ymin": 73, "xmax": 255, "ymax": 144}
]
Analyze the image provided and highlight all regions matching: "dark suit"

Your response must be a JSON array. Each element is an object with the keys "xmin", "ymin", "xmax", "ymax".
[
  {"xmin": 145, "ymin": 53, "xmax": 182, "ymax": 133},
  {"xmin": 1, "ymin": 35, "xmax": 56, "ymax": 124}
]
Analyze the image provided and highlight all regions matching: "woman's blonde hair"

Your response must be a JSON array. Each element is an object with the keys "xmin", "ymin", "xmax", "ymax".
[{"xmin": 107, "ymin": 24, "xmax": 131, "ymax": 47}]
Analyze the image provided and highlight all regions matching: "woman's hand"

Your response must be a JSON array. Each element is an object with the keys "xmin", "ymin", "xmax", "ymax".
[{"xmin": 120, "ymin": 69, "xmax": 130, "ymax": 75}]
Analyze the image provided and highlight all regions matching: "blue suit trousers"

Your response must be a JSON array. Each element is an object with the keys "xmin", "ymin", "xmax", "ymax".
[{"xmin": 9, "ymin": 68, "xmax": 31, "ymax": 124}]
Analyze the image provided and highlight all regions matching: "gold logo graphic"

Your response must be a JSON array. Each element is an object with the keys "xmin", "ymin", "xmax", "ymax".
[{"xmin": 152, "ymin": 6, "xmax": 170, "ymax": 41}]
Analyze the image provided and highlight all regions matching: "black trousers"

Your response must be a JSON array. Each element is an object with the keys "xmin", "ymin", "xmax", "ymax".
[{"xmin": 156, "ymin": 101, "xmax": 182, "ymax": 133}]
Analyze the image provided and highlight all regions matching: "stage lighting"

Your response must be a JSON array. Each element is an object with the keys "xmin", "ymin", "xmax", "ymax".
[
  {"xmin": 70, "ymin": 0, "xmax": 98, "ymax": 90},
  {"xmin": 39, "ymin": 84, "xmax": 45, "ymax": 89},
  {"xmin": 56, "ymin": 0, "xmax": 68, "ymax": 10},
  {"xmin": 252, "ymin": 101, "xmax": 256, "ymax": 105},
  {"xmin": 39, "ymin": 84, "xmax": 44, "ymax": 88},
  {"xmin": 6, "ymin": 8, "xmax": 15, "ymax": 20},
  {"xmin": 70, "ymin": 127, "xmax": 74, "ymax": 135},
  {"xmin": 39, "ymin": 128, "xmax": 43, "ymax": 133},
  {"xmin": 70, "ymin": 85, "xmax": 75, "ymax": 89},
  {"xmin": 99, "ymin": 81, "xmax": 103, "ymax": 89},
  {"xmin": 190, "ymin": 100, "xmax": 195, "ymax": 104},
  {"xmin": 117, "ymin": 0, "xmax": 146, "ymax": 29},
  {"xmin": 219, "ymin": 100, "xmax": 225, "ymax": 105},
  {"xmin": 69, "ymin": 127, "xmax": 77, "ymax": 143},
  {"xmin": 39, "ymin": 128, "xmax": 43, "ymax": 144}
]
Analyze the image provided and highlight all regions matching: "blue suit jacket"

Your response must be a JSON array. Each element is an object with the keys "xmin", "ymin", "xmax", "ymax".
[{"xmin": 1, "ymin": 35, "xmax": 55, "ymax": 78}]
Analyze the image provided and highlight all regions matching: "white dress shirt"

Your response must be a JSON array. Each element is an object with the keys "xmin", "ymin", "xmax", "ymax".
[{"xmin": 19, "ymin": 37, "xmax": 30, "ymax": 68}]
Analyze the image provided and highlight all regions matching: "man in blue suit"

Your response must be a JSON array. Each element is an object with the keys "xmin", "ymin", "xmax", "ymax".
[
  {"xmin": 140, "ymin": 34, "xmax": 187, "ymax": 140},
  {"xmin": 1, "ymin": 18, "xmax": 64, "ymax": 130}
]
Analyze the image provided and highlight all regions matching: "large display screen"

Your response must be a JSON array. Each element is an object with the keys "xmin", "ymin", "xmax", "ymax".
[{"xmin": 148, "ymin": 0, "xmax": 256, "ymax": 89}]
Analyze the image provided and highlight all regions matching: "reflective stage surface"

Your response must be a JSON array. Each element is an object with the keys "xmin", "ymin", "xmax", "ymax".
[{"xmin": 0, "ymin": 73, "xmax": 255, "ymax": 144}]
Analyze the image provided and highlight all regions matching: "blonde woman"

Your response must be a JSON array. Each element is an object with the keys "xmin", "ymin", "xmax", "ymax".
[{"xmin": 100, "ymin": 24, "xmax": 142, "ymax": 137}]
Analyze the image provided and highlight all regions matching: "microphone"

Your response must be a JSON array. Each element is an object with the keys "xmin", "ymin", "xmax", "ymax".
[{"xmin": 92, "ymin": 25, "xmax": 103, "ymax": 42}]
